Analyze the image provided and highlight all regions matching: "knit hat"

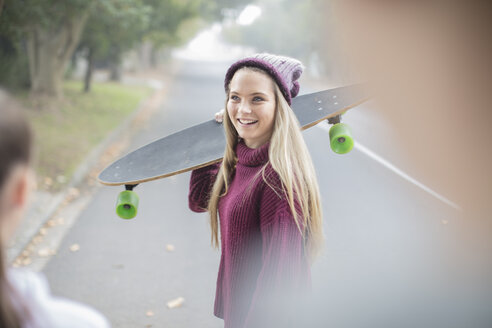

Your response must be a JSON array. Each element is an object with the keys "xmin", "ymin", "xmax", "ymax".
[{"xmin": 224, "ymin": 53, "xmax": 304, "ymax": 105}]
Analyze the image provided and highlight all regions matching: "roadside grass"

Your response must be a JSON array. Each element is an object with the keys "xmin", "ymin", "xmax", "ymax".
[{"xmin": 21, "ymin": 80, "xmax": 152, "ymax": 191}]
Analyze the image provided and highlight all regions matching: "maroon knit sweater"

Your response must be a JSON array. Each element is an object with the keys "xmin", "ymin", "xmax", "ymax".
[{"xmin": 189, "ymin": 141, "xmax": 311, "ymax": 328}]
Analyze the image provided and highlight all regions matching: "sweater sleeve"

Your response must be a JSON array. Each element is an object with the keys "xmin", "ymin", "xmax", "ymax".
[
  {"xmin": 243, "ymin": 182, "xmax": 310, "ymax": 328},
  {"xmin": 188, "ymin": 162, "xmax": 221, "ymax": 213}
]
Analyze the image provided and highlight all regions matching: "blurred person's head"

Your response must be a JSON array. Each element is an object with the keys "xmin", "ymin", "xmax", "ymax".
[
  {"xmin": 0, "ymin": 90, "xmax": 33, "ymax": 243},
  {"xmin": 300, "ymin": 5, "xmax": 492, "ymax": 327},
  {"xmin": 333, "ymin": 1, "xmax": 492, "ymax": 215},
  {"xmin": 208, "ymin": 54, "xmax": 324, "ymax": 262},
  {"xmin": 0, "ymin": 89, "xmax": 33, "ymax": 328}
]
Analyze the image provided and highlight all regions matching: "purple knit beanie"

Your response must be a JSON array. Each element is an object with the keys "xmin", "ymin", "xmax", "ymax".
[{"xmin": 224, "ymin": 53, "xmax": 304, "ymax": 105}]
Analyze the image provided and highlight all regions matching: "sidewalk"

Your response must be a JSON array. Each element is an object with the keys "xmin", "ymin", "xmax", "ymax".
[{"xmin": 7, "ymin": 69, "xmax": 173, "ymax": 266}]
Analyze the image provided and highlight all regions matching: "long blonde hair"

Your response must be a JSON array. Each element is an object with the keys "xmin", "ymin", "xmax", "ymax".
[{"xmin": 208, "ymin": 67, "xmax": 324, "ymax": 261}]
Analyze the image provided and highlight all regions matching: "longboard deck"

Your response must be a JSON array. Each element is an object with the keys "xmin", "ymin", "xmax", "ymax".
[{"xmin": 98, "ymin": 84, "xmax": 369, "ymax": 186}]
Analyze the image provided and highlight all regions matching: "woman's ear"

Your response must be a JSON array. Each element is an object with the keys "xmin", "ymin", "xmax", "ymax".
[
  {"xmin": 0, "ymin": 166, "xmax": 33, "ymax": 243},
  {"xmin": 4, "ymin": 165, "xmax": 32, "ymax": 210}
]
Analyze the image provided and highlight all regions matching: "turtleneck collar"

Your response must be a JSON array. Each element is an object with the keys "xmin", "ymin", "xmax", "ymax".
[{"xmin": 236, "ymin": 140, "xmax": 270, "ymax": 167}]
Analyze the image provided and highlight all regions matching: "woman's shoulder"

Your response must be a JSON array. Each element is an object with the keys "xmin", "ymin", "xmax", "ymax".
[{"xmin": 8, "ymin": 269, "xmax": 110, "ymax": 328}]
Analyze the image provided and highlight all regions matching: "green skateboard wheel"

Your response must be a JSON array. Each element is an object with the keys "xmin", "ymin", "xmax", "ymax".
[
  {"xmin": 329, "ymin": 123, "xmax": 354, "ymax": 154},
  {"xmin": 116, "ymin": 190, "xmax": 139, "ymax": 219}
]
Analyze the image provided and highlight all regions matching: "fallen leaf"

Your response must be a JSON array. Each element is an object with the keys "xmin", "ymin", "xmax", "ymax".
[
  {"xmin": 68, "ymin": 188, "xmax": 80, "ymax": 197},
  {"xmin": 146, "ymin": 310, "xmax": 154, "ymax": 317},
  {"xmin": 38, "ymin": 248, "xmax": 52, "ymax": 257},
  {"xmin": 22, "ymin": 258, "xmax": 32, "ymax": 266},
  {"xmin": 44, "ymin": 177, "xmax": 53, "ymax": 186},
  {"xmin": 166, "ymin": 244, "xmax": 175, "ymax": 252},
  {"xmin": 33, "ymin": 236, "xmax": 43, "ymax": 244},
  {"xmin": 167, "ymin": 297, "xmax": 185, "ymax": 309},
  {"xmin": 70, "ymin": 244, "xmax": 80, "ymax": 252}
]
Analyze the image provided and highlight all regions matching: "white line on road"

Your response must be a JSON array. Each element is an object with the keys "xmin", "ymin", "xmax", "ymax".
[{"xmin": 317, "ymin": 124, "xmax": 461, "ymax": 211}]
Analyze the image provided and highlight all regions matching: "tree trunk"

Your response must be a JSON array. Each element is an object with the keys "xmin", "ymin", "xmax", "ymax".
[
  {"xmin": 109, "ymin": 61, "xmax": 122, "ymax": 81},
  {"xmin": 150, "ymin": 45, "xmax": 158, "ymax": 68},
  {"xmin": 109, "ymin": 46, "xmax": 122, "ymax": 81},
  {"xmin": 84, "ymin": 47, "xmax": 94, "ymax": 93},
  {"xmin": 26, "ymin": 11, "xmax": 89, "ymax": 98}
]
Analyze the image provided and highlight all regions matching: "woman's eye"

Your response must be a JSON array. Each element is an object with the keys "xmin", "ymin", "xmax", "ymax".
[
  {"xmin": 230, "ymin": 95, "xmax": 240, "ymax": 101},
  {"xmin": 253, "ymin": 96, "xmax": 264, "ymax": 102}
]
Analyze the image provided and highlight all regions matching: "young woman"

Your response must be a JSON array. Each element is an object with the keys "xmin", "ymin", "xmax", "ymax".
[
  {"xmin": 189, "ymin": 54, "xmax": 324, "ymax": 328},
  {"xmin": 0, "ymin": 90, "xmax": 110, "ymax": 328}
]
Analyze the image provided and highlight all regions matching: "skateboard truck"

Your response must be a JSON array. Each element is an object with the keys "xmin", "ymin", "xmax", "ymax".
[
  {"xmin": 116, "ymin": 184, "xmax": 140, "ymax": 219},
  {"xmin": 327, "ymin": 115, "xmax": 341, "ymax": 125},
  {"xmin": 125, "ymin": 184, "xmax": 138, "ymax": 191},
  {"xmin": 327, "ymin": 114, "xmax": 354, "ymax": 154}
]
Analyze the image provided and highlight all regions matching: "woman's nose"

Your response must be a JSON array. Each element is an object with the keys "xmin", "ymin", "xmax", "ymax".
[{"xmin": 238, "ymin": 102, "xmax": 252, "ymax": 114}]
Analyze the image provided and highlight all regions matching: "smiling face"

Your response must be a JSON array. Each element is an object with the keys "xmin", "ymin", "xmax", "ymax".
[{"xmin": 226, "ymin": 68, "xmax": 277, "ymax": 149}]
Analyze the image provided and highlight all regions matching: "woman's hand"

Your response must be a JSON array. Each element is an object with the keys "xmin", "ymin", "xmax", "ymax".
[{"xmin": 215, "ymin": 109, "xmax": 225, "ymax": 123}]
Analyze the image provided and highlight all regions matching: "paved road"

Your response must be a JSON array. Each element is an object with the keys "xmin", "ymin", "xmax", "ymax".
[{"xmin": 43, "ymin": 59, "xmax": 489, "ymax": 328}]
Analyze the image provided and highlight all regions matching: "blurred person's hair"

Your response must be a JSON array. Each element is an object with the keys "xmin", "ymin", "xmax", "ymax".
[
  {"xmin": 208, "ymin": 66, "xmax": 324, "ymax": 262},
  {"xmin": 0, "ymin": 89, "xmax": 32, "ymax": 328}
]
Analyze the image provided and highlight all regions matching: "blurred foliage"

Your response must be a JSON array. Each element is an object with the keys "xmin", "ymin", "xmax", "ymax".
[
  {"xmin": 198, "ymin": 0, "xmax": 249, "ymax": 21},
  {"xmin": 78, "ymin": 0, "xmax": 152, "ymax": 88},
  {"xmin": 144, "ymin": 0, "xmax": 200, "ymax": 49},
  {"xmin": 223, "ymin": 0, "xmax": 313, "ymax": 57},
  {"xmin": 0, "ymin": 0, "xmax": 90, "ymax": 31},
  {"xmin": 0, "ymin": 0, "xmax": 87, "ymax": 90},
  {"xmin": 80, "ymin": 0, "xmax": 251, "ymax": 61},
  {"xmin": 80, "ymin": 0, "xmax": 151, "ymax": 60},
  {"xmin": 222, "ymin": 0, "xmax": 344, "ymax": 82},
  {"xmin": 142, "ymin": 0, "xmax": 251, "ymax": 56},
  {"xmin": 0, "ymin": 0, "xmax": 95, "ymax": 95},
  {"xmin": 0, "ymin": 0, "xmax": 251, "ymax": 94},
  {"xmin": 0, "ymin": 35, "xmax": 30, "ymax": 89}
]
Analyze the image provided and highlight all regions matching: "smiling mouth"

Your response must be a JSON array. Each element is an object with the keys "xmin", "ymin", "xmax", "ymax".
[{"xmin": 238, "ymin": 118, "xmax": 258, "ymax": 125}]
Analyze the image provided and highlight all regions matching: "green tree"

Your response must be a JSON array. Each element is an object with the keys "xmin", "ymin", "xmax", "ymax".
[
  {"xmin": 0, "ymin": 0, "xmax": 251, "ymax": 96},
  {"xmin": 144, "ymin": 0, "xmax": 200, "ymax": 49},
  {"xmin": 1, "ymin": 0, "xmax": 93, "ymax": 97},
  {"xmin": 198, "ymin": 0, "xmax": 249, "ymax": 20},
  {"xmin": 141, "ymin": 0, "xmax": 250, "ymax": 63},
  {"xmin": 79, "ymin": 0, "xmax": 151, "ymax": 92},
  {"xmin": 79, "ymin": 0, "xmax": 251, "ymax": 92}
]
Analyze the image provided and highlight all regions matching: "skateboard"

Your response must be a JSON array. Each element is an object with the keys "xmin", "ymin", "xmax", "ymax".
[{"xmin": 98, "ymin": 84, "xmax": 369, "ymax": 219}]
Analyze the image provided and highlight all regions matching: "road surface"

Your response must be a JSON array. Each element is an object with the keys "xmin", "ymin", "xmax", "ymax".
[{"xmin": 42, "ymin": 59, "xmax": 488, "ymax": 328}]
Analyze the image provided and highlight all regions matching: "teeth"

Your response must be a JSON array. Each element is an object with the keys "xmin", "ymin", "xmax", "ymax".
[{"xmin": 239, "ymin": 119, "xmax": 258, "ymax": 124}]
